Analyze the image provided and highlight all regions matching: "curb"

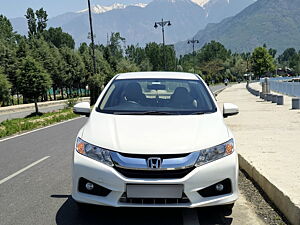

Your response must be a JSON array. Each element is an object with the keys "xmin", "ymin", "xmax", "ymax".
[{"xmin": 238, "ymin": 154, "xmax": 300, "ymax": 225}]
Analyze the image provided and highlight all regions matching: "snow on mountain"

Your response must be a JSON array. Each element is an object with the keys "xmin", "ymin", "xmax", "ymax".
[
  {"xmin": 77, "ymin": 3, "xmax": 147, "ymax": 14},
  {"xmin": 190, "ymin": 0, "xmax": 211, "ymax": 7}
]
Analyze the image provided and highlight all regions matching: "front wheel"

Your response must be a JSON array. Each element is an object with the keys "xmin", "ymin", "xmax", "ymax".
[{"xmin": 218, "ymin": 203, "xmax": 234, "ymax": 216}]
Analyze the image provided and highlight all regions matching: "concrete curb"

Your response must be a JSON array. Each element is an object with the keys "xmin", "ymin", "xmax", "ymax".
[
  {"xmin": 0, "ymin": 97, "xmax": 90, "ymax": 114},
  {"xmin": 238, "ymin": 154, "xmax": 300, "ymax": 225}
]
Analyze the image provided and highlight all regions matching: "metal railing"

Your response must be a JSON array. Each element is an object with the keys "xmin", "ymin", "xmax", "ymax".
[{"xmin": 260, "ymin": 77, "xmax": 300, "ymax": 97}]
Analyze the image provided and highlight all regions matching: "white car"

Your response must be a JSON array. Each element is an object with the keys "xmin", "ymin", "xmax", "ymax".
[{"xmin": 72, "ymin": 72, "xmax": 239, "ymax": 213}]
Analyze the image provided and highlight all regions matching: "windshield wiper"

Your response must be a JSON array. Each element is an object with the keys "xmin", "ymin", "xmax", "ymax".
[
  {"xmin": 190, "ymin": 111, "xmax": 206, "ymax": 115},
  {"xmin": 113, "ymin": 111, "xmax": 176, "ymax": 115}
]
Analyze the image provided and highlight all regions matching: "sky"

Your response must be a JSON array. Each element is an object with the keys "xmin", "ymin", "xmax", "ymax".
[{"xmin": 0, "ymin": 0, "xmax": 151, "ymax": 19}]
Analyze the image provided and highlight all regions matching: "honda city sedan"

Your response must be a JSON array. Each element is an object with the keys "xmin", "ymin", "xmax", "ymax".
[{"xmin": 72, "ymin": 72, "xmax": 239, "ymax": 213}]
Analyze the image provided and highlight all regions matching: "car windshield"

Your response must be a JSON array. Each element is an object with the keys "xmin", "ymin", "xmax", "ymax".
[{"xmin": 97, "ymin": 78, "xmax": 216, "ymax": 115}]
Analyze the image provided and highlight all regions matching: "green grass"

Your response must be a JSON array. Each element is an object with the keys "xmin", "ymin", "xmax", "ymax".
[{"xmin": 0, "ymin": 108, "xmax": 80, "ymax": 138}]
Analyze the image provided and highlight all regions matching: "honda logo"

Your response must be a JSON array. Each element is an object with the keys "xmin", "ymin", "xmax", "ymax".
[{"xmin": 147, "ymin": 157, "xmax": 162, "ymax": 169}]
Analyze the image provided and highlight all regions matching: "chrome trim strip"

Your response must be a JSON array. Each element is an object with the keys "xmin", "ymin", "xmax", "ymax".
[{"xmin": 110, "ymin": 151, "xmax": 199, "ymax": 171}]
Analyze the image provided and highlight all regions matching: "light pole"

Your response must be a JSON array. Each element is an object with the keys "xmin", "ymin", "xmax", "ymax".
[
  {"xmin": 154, "ymin": 19, "xmax": 171, "ymax": 71},
  {"xmin": 88, "ymin": 0, "xmax": 96, "ymax": 75},
  {"xmin": 187, "ymin": 38, "xmax": 199, "ymax": 73}
]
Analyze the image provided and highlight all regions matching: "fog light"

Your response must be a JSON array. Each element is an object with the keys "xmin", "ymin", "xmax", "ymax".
[
  {"xmin": 86, "ymin": 182, "xmax": 94, "ymax": 191},
  {"xmin": 215, "ymin": 184, "xmax": 224, "ymax": 192}
]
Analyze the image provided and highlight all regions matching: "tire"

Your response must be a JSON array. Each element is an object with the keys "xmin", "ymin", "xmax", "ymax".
[{"xmin": 219, "ymin": 203, "xmax": 234, "ymax": 216}]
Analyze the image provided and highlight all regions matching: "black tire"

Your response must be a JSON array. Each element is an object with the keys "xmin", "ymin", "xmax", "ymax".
[{"xmin": 219, "ymin": 203, "xmax": 234, "ymax": 216}]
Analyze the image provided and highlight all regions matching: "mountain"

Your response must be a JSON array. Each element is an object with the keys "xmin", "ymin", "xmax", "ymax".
[
  {"xmin": 10, "ymin": 0, "xmax": 254, "ymax": 46},
  {"xmin": 77, "ymin": 3, "xmax": 147, "ymax": 14},
  {"xmin": 175, "ymin": 0, "xmax": 300, "ymax": 55}
]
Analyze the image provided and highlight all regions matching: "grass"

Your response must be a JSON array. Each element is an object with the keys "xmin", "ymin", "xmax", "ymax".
[{"xmin": 0, "ymin": 108, "xmax": 80, "ymax": 138}]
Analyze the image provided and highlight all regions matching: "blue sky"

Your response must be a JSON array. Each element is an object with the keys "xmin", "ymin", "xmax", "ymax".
[{"xmin": 0, "ymin": 0, "xmax": 151, "ymax": 18}]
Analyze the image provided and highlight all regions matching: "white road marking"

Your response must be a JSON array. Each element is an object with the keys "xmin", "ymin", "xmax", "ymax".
[
  {"xmin": 0, "ymin": 117, "xmax": 83, "ymax": 143},
  {"xmin": 0, "ymin": 156, "xmax": 50, "ymax": 185},
  {"xmin": 182, "ymin": 209, "xmax": 200, "ymax": 225}
]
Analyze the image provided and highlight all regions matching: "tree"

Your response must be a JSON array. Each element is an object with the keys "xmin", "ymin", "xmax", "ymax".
[
  {"xmin": 43, "ymin": 27, "xmax": 75, "ymax": 49},
  {"xmin": 25, "ymin": 8, "xmax": 37, "ymax": 38},
  {"xmin": 17, "ymin": 56, "xmax": 52, "ymax": 114},
  {"xmin": 0, "ymin": 15, "xmax": 15, "ymax": 42},
  {"xmin": 251, "ymin": 47, "xmax": 275, "ymax": 78},
  {"xmin": 35, "ymin": 8, "xmax": 48, "ymax": 34},
  {"xmin": 116, "ymin": 58, "xmax": 139, "ymax": 73},
  {"xmin": 198, "ymin": 41, "xmax": 231, "ymax": 62},
  {"xmin": 0, "ymin": 70, "xmax": 12, "ymax": 106}
]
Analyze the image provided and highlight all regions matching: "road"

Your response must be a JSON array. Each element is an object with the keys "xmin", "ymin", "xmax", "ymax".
[
  {"xmin": 0, "ymin": 117, "xmax": 269, "ymax": 225},
  {"xmin": 0, "ymin": 104, "xmax": 66, "ymax": 123},
  {"xmin": 0, "ymin": 85, "xmax": 282, "ymax": 225}
]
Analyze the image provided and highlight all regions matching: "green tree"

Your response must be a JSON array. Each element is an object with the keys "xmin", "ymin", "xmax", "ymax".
[
  {"xmin": 43, "ymin": 27, "xmax": 75, "ymax": 49},
  {"xmin": 198, "ymin": 41, "xmax": 231, "ymax": 62},
  {"xmin": 25, "ymin": 8, "xmax": 37, "ymax": 38},
  {"xmin": 0, "ymin": 70, "xmax": 12, "ymax": 106},
  {"xmin": 0, "ymin": 15, "xmax": 15, "ymax": 42},
  {"xmin": 17, "ymin": 56, "xmax": 52, "ymax": 114},
  {"xmin": 35, "ymin": 8, "xmax": 48, "ymax": 34},
  {"xmin": 251, "ymin": 47, "xmax": 275, "ymax": 78},
  {"xmin": 116, "ymin": 58, "xmax": 139, "ymax": 73}
]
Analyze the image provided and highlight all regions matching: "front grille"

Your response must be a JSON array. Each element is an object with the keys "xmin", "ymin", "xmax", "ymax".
[
  {"xmin": 119, "ymin": 193, "xmax": 190, "ymax": 205},
  {"xmin": 115, "ymin": 167, "xmax": 195, "ymax": 179}
]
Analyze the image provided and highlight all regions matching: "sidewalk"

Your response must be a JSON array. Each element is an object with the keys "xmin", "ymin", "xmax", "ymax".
[{"xmin": 217, "ymin": 83, "xmax": 300, "ymax": 225}]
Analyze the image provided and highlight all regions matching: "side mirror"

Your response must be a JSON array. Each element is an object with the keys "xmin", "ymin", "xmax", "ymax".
[
  {"xmin": 223, "ymin": 103, "xmax": 239, "ymax": 118},
  {"xmin": 73, "ymin": 102, "xmax": 91, "ymax": 117}
]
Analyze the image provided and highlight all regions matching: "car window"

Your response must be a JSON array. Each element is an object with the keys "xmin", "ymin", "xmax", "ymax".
[{"xmin": 97, "ymin": 78, "xmax": 216, "ymax": 115}]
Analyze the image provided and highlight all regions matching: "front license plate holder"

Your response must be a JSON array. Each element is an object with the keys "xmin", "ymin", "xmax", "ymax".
[{"xmin": 126, "ymin": 184, "xmax": 183, "ymax": 199}]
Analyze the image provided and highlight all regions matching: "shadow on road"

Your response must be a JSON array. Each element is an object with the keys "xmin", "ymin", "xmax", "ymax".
[
  {"xmin": 55, "ymin": 196, "xmax": 182, "ymax": 225},
  {"xmin": 54, "ymin": 195, "xmax": 233, "ymax": 225}
]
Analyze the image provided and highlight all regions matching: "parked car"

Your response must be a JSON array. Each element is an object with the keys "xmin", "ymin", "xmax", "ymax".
[{"xmin": 72, "ymin": 72, "xmax": 239, "ymax": 213}]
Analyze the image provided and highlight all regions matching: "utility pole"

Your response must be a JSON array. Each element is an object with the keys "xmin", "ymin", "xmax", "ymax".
[
  {"xmin": 187, "ymin": 38, "xmax": 199, "ymax": 73},
  {"xmin": 154, "ymin": 19, "xmax": 171, "ymax": 71},
  {"xmin": 88, "ymin": 0, "xmax": 96, "ymax": 75}
]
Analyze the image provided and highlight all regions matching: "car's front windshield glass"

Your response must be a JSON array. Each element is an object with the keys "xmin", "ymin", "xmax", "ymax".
[{"xmin": 97, "ymin": 78, "xmax": 216, "ymax": 115}]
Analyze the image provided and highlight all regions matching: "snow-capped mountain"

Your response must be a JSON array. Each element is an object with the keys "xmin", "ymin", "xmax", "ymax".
[
  {"xmin": 11, "ymin": 0, "xmax": 255, "ymax": 47},
  {"xmin": 78, "ymin": 3, "xmax": 147, "ymax": 14},
  {"xmin": 191, "ymin": 0, "xmax": 211, "ymax": 7}
]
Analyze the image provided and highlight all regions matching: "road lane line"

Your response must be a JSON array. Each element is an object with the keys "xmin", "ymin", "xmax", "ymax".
[
  {"xmin": 182, "ymin": 209, "xmax": 200, "ymax": 225},
  {"xmin": 0, "ymin": 156, "xmax": 50, "ymax": 185},
  {"xmin": 0, "ymin": 117, "xmax": 84, "ymax": 143}
]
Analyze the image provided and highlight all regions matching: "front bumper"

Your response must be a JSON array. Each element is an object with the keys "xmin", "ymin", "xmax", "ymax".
[{"xmin": 72, "ymin": 151, "xmax": 239, "ymax": 208}]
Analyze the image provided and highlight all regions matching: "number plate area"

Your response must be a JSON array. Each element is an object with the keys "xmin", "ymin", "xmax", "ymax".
[{"xmin": 126, "ymin": 184, "xmax": 183, "ymax": 199}]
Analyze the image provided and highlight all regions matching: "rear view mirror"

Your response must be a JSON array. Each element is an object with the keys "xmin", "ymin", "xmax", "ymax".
[
  {"xmin": 223, "ymin": 103, "xmax": 239, "ymax": 118},
  {"xmin": 147, "ymin": 84, "xmax": 166, "ymax": 90},
  {"xmin": 73, "ymin": 102, "xmax": 91, "ymax": 117}
]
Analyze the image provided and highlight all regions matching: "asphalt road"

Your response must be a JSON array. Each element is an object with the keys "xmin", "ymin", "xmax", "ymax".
[
  {"xmin": 0, "ymin": 117, "xmax": 268, "ymax": 225},
  {"xmin": 0, "ymin": 104, "xmax": 66, "ymax": 123},
  {"xmin": 0, "ymin": 85, "xmax": 271, "ymax": 225}
]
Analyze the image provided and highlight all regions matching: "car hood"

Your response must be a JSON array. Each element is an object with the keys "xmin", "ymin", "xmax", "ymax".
[{"xmin": 81, "ymin": 112, "xmax": 230, "ymax": 155}]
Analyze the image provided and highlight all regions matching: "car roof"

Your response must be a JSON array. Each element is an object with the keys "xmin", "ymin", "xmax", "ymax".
[{"xmin": 115, "ymin": 72, "xmax": 199, "ymax": 80}]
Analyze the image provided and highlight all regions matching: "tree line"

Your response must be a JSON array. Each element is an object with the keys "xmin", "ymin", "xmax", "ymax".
[{"xmin": 1, "ymin": 8, "xmax": 299, "ymax": 112}]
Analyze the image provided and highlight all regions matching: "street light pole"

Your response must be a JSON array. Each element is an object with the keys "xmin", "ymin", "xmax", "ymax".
[
  {"xmin": 187, "ymin": 38, "xmax": 199, "ymax": 73},
  {"xmin": 88, "ymin": 0, "xmax": 96, "ymax": 75},
  {"xmin": 154, "ymin": 19, "xmax": 171, "ymax": 71}
]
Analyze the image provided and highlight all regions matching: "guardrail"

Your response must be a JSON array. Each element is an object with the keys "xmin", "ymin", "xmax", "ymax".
[
  {"xmin": 247, "ymin": 82, "xmax": 300, "ymax": 109},
  {"xmin": 259, "ymin": 77, "xmax": 300, "ymax": 97}
]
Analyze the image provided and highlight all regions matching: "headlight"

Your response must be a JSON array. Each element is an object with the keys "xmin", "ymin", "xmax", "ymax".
[
  {"xmin": 75, "ymin": 137, "xmax": 114, "ymax": 167},
  {"xmin": 195, "ymin": 139, "xmax": 234, "ymax": 167}
]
